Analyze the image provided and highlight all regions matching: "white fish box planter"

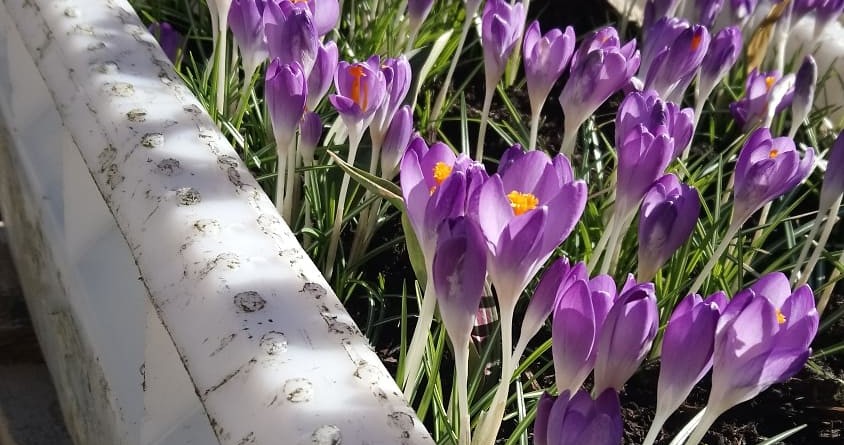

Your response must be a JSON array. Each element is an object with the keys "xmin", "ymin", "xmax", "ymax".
[{"xmin": 0, "ymin": 1, "xmax": 433, "ymax": 444}]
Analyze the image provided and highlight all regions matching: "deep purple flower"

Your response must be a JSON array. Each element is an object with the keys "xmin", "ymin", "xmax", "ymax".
[
  {"xmin": 732, "ymin": 128, "xmax": 815, "ymax": 223},
  {"xmin": 523, "ymin": 21, "xmax": 575, "ymax": 115},
  {"xmin": 481, "ymin": 0, "xmax": 526, "ymax": 82},
  {"xmin": 791, "ymin": 56, "xmax": 818, "ymax": 134},
  {"xmin": 559, "ymin": 27, "xmax": 640, "ymax": 155},
  {"xmin": 820, "ymin": 130, "xmax": 844, "ymax": 211},
  {"xmin": 534, "ymin": 389, "xmax": 623, "ymax": 445},
  {"xmin": 697, "ymin": 26, "xmax": 742, "ymax": 103},
  {"xmin": 265, "ymin": 59, "xmax": 307, "ymax": 149},
  {"xmin": 381, "ymin": 106, "xmax": 413, "ymax": 180},
  {"xmin": 552, "ymin": 271, "xmax": 614, "ymax": 394},
  {"xmin": 518, "ymin": 259, "xmax": 578, "ymax": 349},
  {"xmin": 329, "ymin": 56, "xmax": 388, "ymax": 132},
  {"xmin": 615, "ymin": 90, "xmax": 694, "ymax": 159},
  {"xmin": 640, "ymin": 18, "xmax": 687, "ymax": 81},
  {"xmin": 644, "ymin": 24, "xmax": 710, "ymax": 102},
  {"xmin": 433, "ymin": 216, "xmax": 488, "ymax": 346},
  {"xmin": 306, "ymin": 40, "xmax": 339, "ymax": 110},
  {"xmin": 593, "ymin": 282, "xmax": 658, "ymax": 392},
  {"xmin": 655, "ymin": 292, "xmax": 726, "ymax": 422},
  {"xmin": 371, "ymin": 56, "xmax": 413, "ymax": 149},
  {"xmin": 615, "ymin": 123, "xmax": 675, "ymax": 219},
  {"xmin": 148, "ymin": 22, "xmax": 183, "ymax": 63},
  {"xmin": 637, "ymin": 174, "xmax": 701, "ymax": 282},
  {"xmin": 229, "ymin": 0, "xmax": 267, "ymax": 73},
  {"xmin": 400, "ymin": 140, "xmax": 487, "ymax": 273},
  {"xmin": 730, "ymin": 69, "xmax": 796, "ymax": 131},
  {"xmin": 705, "ymin": 273, "xmax": 818, "ymax": 423},
  {"xmin": 299, "ymin": 111, "xmax": 322, "ymax": 164},
  {"xmin": 477, "ymin": 147, "xmax": 587, "ymax": 306},
  {"xmin": 264, "ymin": 0, "xmax": 318, "ymax": 75}
]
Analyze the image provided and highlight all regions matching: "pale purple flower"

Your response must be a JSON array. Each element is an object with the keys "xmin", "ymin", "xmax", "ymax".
[
  {"xmin": 730, "ymin": 69, "xmax": 796, "ymax": 131},
  {"xmin": 302, "ymin": 0, "xmax": 339, "ymax": 36},
  {"xmin": 229, "ymin": 0, "xmax": 267, "ymax": 72},
  {"xmin": 615, "ymin": 122, "xmax": 675, "ymax": 218},
  {"xmin": 644, "ymin": 24, "xmax": 710, "ymax": 102},
  {"xmin": 481, "ymin": 0, "xmax": 526, "ymax": 83},
  {"xmin": 640, "ymin": 17, "xmax": 687, "ymax": 81},
  {"xmin": 523, "ymin": 21, "xmax": 575, "ymax": 115},
  {"xmin": 791, "ymin": 56, "xmax": 818, "ymax": 132},
  {"xmin": 306, "ymin": 40, "xmax": 339, "ymax": 110},
  {"xmin": 518, "ymin": 258, "xmax": 578, "ymax": 348},
  {"xmin": 534, "ymin": 389, "xmax": 623, "ymax": 445},
  {"xmin": 697, "ymin": 26, "xmax": 742, "ymax": 103},
  {"xmin": 329, "ymin": 56, "xmax": 387, "ymax": 130},
  {"xmin": 637, "ymin": 174, "xmax": 701, "ymax": 282},
  {"xmin": 615, "ymin": 90, "xmax": 694, "ymax": 159},
  {"xmin": 371, "ymin": 56, "xmax": 413, "ymax": 148},
  {"xmin": 265, "ymin": 59, "xmax": 307, "ymax": 149},
  {"xmin": 694, "ymin": 0, "xmax": 726, "ymax": 27},
  {"xmin": 732, "ymin": 128, "xmax": 815, "ymax": 223},
  {"xmin": 264, "ymin": 0, "xmax": 318, "ymax": 75},
  {"xmin": 593, "ymin": 282, "xmax": 658, "ymax": 392},
  {"xmin": 819, "ymin": 130, "xmax": 844, "ymax": 211},
  {"xmin": 381, "ymin": 106, "xmax": 413, "ymax": 180},
  {"xmin": 407, "ymin": 0, "xmax": 435, "ymax": 29}
]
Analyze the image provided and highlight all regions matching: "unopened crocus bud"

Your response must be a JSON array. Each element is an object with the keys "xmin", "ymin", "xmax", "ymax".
[
  {"xmin": 616, "ymin": 122, "xmax": 675, "ymax": 218},
  {"xmin": 329, "ymin": 56, "xmax": 387, "ymax": 135},
  {"xmin": 229, "ymin": 0, "xmax": 267, "ymax": 73},
  {"xmin": 266, "ymin": 59, "xmax": 307, "ymax": 149},
  {"xmin": 534, "ymin": 389, "xmax": 623, "ymax": 445},
  {"xmin": 694, "ymin": 0, "xmax": 725, "ymax": 27},
  {"xmin": 730, "ymin": 70, "xmax": 795, "ymax": 131},
  {"xmin": 481, "ymin": 0, "xmax": 526, "ymax": 82},
  {"xmin": 819, "ymin": 130, "xmax": 844, "ymax": 211},
  {"xmin": 520, "ymin": 259, "xmax": 577, "ymax": 351},
  {"xmin": 593, "ymin": 283, "xmax": 658, "ymax": 393},
  {"xmin": 732, "ymin": 128, "xmax": 815, "ymax": 223},
  {"xmin": 523, "ymin": 21, "xmax": 575, "ymax": 116},
  {"xmin": 371, "ymin": 56, "xmax": 412, "ymax": 149},
  {"xmin": 299, "ymin": 111, "xmax": 322, "ymax": 165},
  {"xmin": 615, "ymin": 90, "xmax": 694, "ymax": 159},
  {"xmin": 686, "ymin": 273, "xmax": 818, "ymax": 445},
  {"xmin": 645, "ymin": 25, "xmax": 710, "ymax": 103},
  {"xmin": 697, "ymin": 26, "xmax": 742, "ymax": 103},
  {"xmin": 552, "ymin": 270, "xmax": 614, "ymax": 395},
  {"xmin": 264, "ymin": 0, "xmax": 318, "ymax": 75},
  {"xmin": 148, "ymin": 22, "xmax": 183, "ymax": 63},
  {"xmin": 640, "ymin": 17, "xmax": 687, "ymax": 81},
  {"xmin": 791, "ymin": 56, "xmax": 818, "ymax": 133},
  {"xmin": 381, "ymin": 106, "xmax": 413, "ymax": 180},
  {"xmin": 433, "ymin": 216, "xmax": 488, "ymax": 345},
  {"xmin": 655, "ymin": 292, "xmax": 725, "ymax": 421},
  {"xmin": 637, "ymin": 174, "xmax": 700, "ymax": 282},
  {"xmin": 306, "ymin": 40, "xmax": 339, "ymax": 110}
]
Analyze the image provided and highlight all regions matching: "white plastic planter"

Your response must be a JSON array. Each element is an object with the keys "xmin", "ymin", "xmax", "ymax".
[{"xmin": 0, "ymin": 1, "xmax": 433, "ymax": 444}]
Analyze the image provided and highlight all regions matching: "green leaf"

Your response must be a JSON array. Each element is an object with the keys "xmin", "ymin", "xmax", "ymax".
[
  {"xmin": 755, "ymin": 424, "xmax": 807, "ymax": 445},
  {"xmin": 326, "ymin": 150, "xmax": 404, "ymax": 209},
  {"xmin": 402, "ymin": 212, "xmax": 427, "ymax": 289},
  {"xmin": 410, "ymin": 29, "xmax": 454, "ymax": 112}
]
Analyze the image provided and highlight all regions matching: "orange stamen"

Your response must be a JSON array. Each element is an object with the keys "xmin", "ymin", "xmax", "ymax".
[
  {"xmin": 348, "ymin": 65, "xmax": 368, "ymax": 111},
  {"xmin": 769, "ymin": 148, "xmax": 779, "ymax": 158},
  {"xmin": 764, "ymin": 76, "xmax": 776, "ymax": 92},
  {"xmin": 507, "ymin": 191, "xmax": 539, "ymax": 216},
  {"xmin": 776, "ymin": 309, "xmax": 786, "ymax": 325},
  {"xmin": 691, "ymin": 34, "xmax": 702, "ymax": 51},
  {"xmin": 429, "ymin": 162, "xmax": 453, "ymax": 194}
]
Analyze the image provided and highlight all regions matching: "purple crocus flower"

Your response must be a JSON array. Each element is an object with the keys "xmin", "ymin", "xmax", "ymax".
[
  {"xmin": 517, "ymin": 258, "xmax": 576, "ymax": 349},
  {"xmin": 791, "ymin": 56, "xmax": 818, "ymax": 135},
  {"xmin": 264, "ymin": 0, "xmax": 318, "ymax": 75},
  {"xmin": 559, "ymin": 26, "xmax": 640, "ymax": 155},
  {"xmin": 686, "ymin": 273, "xmax": 818, "ymax": 444},
  {"xmin": 615, "ymin": 90, "xmax": 694, "ymax": 159},
  {"xmin": 299, "ymin": 111, "xmax": 322, "ymax": 165},
  {"xmin": 229, "ymin": 0, "xmax": 268, "ymax": 74},
  {"xmin": 306, "ymin": 40, "xmax": 339, "ymax": 110},
  {"xmin": 371, "ymin": 56, "xmax": 413, "ymax": 150},
  {"xmin": 533, "ymin": 389, "xmax": 623, "ymax": 445},
  {"xmin": 643, "ymin": 0, "xmax": 681, "ymax": 32},
  {"xmin": 819, "ymin": 130, "xmax": 844, "ymax": 212},
  {"xmin": 523, "ymin": 21, "xmax": 575, "ymax": 117},
  {"xmin": 481, "ymin": 0, "xmax": 526, "ymax": 83},
  {"xmin": 552, "ymin": 271, "xmax": 614, "ymax": 394},
  {"xmin": 593, "ymin": 282, "xmax": 658, "ymax": 393},
  {"xmin": 329, "ymin": 56, "xmax": 388, "ymax": 136},
  {"xmin": 432, "ymin": 216, "xmax": 488, "ymax": 347},
  {"xmin": 477, "ymin": 146, "xmax": 587, "ymax": 307},
  {"xmin": 814, "ymin": 0, "xmax": 844, "ymax": 36},
  {"xmin": 697, "ymin": 26, "xmax": 742, "ymax": 104},
  {"xmin": 647, "ymin": 292, "xmax": 726, "ymax": 443},
  {"xmin": 732, "ymin": 128, "xmax": 815, "ymax": 223},
  {"xmin": 406, "ymin": 0, "xmax": 435, "ymax": 30},
  {"xmin": 694, "ymin": 0, "xmax": 726, "ymax": 27},
  {"xmin": 265, "ymin": 59, "xmax": 307, "ymax": 149},
  {"xmin": 292, "ymin": 0, "xmax": 339, "ymax": 36},
  {"xmin": 616, "ymin": 124, "xmax": 674, "ymax": 219},
  {"xmin": 640, "ymin": 17, "xmax": 687, "ymax": 82},
  {"xmin": 644, "ymin": 24, "xmax": 710, "ymax": 102},
  {"xmin": 730, "ymin": 69, "xmax": 796, "ymax": 131},
  {"xmin": 381, "ymin": 106, "xmax": 413, "ymax": 180},
  {"xmin": 637, "ymin": 174, "xmax": 701, "ymax": 282},
  {"xmin": 731, "ymin": 0, "xmax": 759, "ymax": 20},
  {"xmin": 148, "ymin": 22, "xmax": 184, "ymax": 63}
]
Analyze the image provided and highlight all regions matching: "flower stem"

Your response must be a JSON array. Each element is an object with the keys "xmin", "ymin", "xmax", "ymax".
[
  {"xmin": 560, "ymin": 117, "xmax": 579, "ymax": 157},
  {"xmin": 688, "ymin": 222, "xmax": 742, "ymax": 296},
  {"xmin": 454, "ymin": 341, "xmax": 472, "ymax": 445},
  {"xmin": 587, "ymin": 215, "xmax": 616, "ymax": 274},
  {"xmin": 429, "ymin": 6, "xmax": 478, "ymax": 132},
  {"xmin": 215, "ymin": 16, "xmax": 228, "ymax": 114},
  {"xmin": 325, "ymin": 127, "xmax": 363, "ymax": 281},
  {"xmin": 790, "ymin": 209, "xmax": 824, "ymax": 283},
  {"xmin": 282, "ymin": 138, "xmax": 298, "ymax": 222},
  {"xmin": 818, "ymin": 248, "xmax": 844, "ymax": 316},
  {"xmin": 684, "ymin": 408, "xmax": 720, "ymax": 445},
  {"xmin": 528, "ymin": 107, "xmax": 541, "ymax": 151},
  {"xmin": 472, "ymin": 301, "xmax": 516, "ymax": 445},
  {"xmin": 274, "ymin": 136, "xmax": 292, "ymax": 218},
  {"xmin": 233, "ymin": 61, "xmax": 259, "ymax": 130},
  {"xmin": 476, "ymin": 82, "xmax": 496, "ymax": 161},
  {"xmin": 402, "ymin": 283, "xmax": 438, "ymax": 398},
  {"xmin": 642, "ymin": 412, "xmax": 668, "ymax": 445},
  {"xmin": 798, "ymin": 195, "xmax": 842, "ymax": 287}
]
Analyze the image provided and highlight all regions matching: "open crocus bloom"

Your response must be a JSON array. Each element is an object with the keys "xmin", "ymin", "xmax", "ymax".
[
  {"xmin": 329, "ymin": 56, "xmax": 387, "ymax": 136},
  {"xmin": 706, "ymin": 272, "xmax": 818, "ymax": 420},
  {"xmin": 478, "ymin": 146, "xmax": 587, "ymax": 306},
  {"xmin": 732, "ymin": 128, "xmax": 815, "ymax": 223},
  {"xmin": 729, "ymin": 69, "xmax": 795, "ymax": 131}
]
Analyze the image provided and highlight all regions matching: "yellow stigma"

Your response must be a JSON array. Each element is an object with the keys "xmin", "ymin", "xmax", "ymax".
[
  {"xmin": 507, "ymin": 191, "xmax": 539, "ymax": 216},
  {"xmin": 764, "ymin": 76, "xmax": 776, "ymax": 91},
  {"xmin": 769, "ymin": 148, "xmax": 779, "ymax": 158},
  {"xmin": 776, "ymin": 309, "xmax": 786, "ymax": 325},
  {"xmin": 348, "ymin": 65, "xmax": 369, "ymax": 111}
]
